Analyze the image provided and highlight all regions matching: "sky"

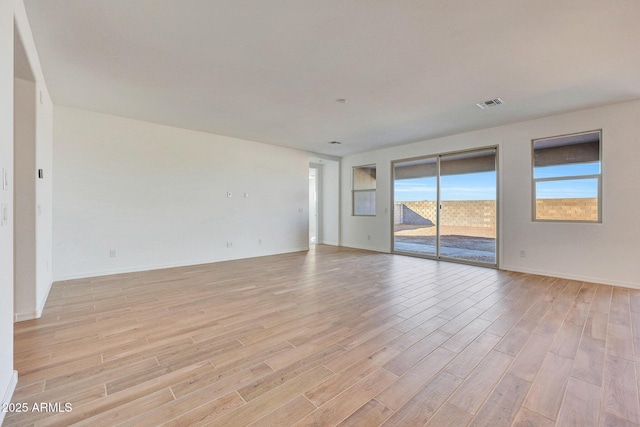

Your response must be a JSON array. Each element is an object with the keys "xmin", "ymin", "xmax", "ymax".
[{"xmin": 394, "ymin": 162, "xmax": 599, "ymax": 202}]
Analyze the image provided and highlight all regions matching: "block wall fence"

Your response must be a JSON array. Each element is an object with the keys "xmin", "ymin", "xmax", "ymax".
[{"xmin": 394, "ymin": 198, "xmax": 597, "ymax": 227}]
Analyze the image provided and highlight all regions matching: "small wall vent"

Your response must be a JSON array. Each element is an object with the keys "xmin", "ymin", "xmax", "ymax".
[
  {"xmin": 477, "ymin": 98, "xmax": 504, "ymax": 109},
  {"xmin": 328, "ymin": 141, "xmax": 342, "ymax": 145}
]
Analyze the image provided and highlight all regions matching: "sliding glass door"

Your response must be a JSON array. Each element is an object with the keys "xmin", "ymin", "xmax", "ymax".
[
  {"xmin": 439, "ymin": 149, "xmax": 497, "ymax": 264},
  {"xmin": 393, "ymin": 157, "xmax": 439, "ymax": 257},
  {"xmin": 393, "ymin": 148, "xmax": 497, "ymax": 266}
]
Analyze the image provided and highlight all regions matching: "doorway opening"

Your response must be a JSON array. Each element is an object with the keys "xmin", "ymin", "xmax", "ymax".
[
  {"xmin": 393, "ymin": 147, "xmax": 498, "ymax": 266},
  {"xmin": 14, "ymin": 27, "xmax": 38, "ymax": 321},
  {"xmin": 309, "ymin": 167, "xmax": 318, "ymax": 245}
]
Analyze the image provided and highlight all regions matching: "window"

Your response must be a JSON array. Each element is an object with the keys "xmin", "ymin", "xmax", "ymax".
[
  {"xmin": 353, "ymin": 165, "xmax": 376, "ymax": 216},
  {"xmin": 532, "ymin": 130, "xmax": 601, "ymax": 222}
]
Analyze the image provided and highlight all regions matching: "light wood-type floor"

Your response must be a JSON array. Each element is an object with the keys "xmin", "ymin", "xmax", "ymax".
[{"xmin": 6, "ymin": 245, "xmax": 640, "ymax": 426}]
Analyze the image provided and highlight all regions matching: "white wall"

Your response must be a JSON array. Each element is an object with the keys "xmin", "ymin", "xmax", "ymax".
[
  {"xmin": 308, "ymin": 167, "xmax": 317, "ymax": 243},
  {"xmin": 309, "ymin": 158, "xmax": 340, "ymax": 246},
  {"xmin": 320, "ymin": 159, "xmax": 340, "ymax": 246},
  {"xmin": 12, "ymin": 78, "xmax": 52, "ymax": 321},
  {"xmin": 1, "ymin": 2, "xmax": 54, "ymax": 416},
  {"xmin": 53, "ymin": 106, "xmax": 310, "ymax": 280},
  {"xmin": 0, "ymin": 0, "xmax": 16, "ymax": 417},
  {"xmin": 35, "ymin": 75, "xmax": 53, "ymax": 316},
  {"xmin": 14, "ymin": 77, "xmax": 36, "ymax": 319},
  {"xmin": 341, "ymin": 99, "xmax": 640, "ymax": 289},
  {"xmin": 13, "ymin": 1, "xmax": 54, "ymax": 322}
]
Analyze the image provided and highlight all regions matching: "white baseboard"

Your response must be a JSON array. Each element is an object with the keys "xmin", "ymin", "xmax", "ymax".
[
  {"xmin": 339, "ymin": 243, "xmax": 389, "ymax": 254},
  {"xmin": 319, "ymin": 239, "xmax": 339, "ymax": 246},
  {"xmin": 36, "ymin": 280, "xmax": 53, "ymax": 318},
  {"xmin": 0, "ymin": 371, "xmax": 18, "ymax": 425},
  {"xmin": 14, "ymin": 281, "xmax": 52, "ymax": 322},
  {"xmin": 500, "ymin": 264, "xmax": 640, "ymax": 290},
  {"xmin": 53, "ymin": 247, "xmax": 311, "ymax": 282},
  {"xmin": 14, "ymin": 310, "xmax": 38, "ymax": 322}
]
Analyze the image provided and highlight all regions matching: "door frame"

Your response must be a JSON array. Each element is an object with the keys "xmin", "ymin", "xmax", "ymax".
[
  {"xmin": 309, "ymin": 165, "xmax": 321, "ymax": 245},
  {"xmin": 390, "ymin": 145, "xmax": 500, "ymax": 268}
]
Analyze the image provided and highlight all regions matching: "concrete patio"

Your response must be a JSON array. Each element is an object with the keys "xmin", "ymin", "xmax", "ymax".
[{"xmin": 394, "ymin": 225, "xmax": 496, "ymax": 264}]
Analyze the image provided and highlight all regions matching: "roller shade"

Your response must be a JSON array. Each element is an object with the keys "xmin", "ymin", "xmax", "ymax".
[
  {"xmin": 353, "ymin": 166, "xmax": 376, "ymax": 190},
  {"xmin": 394, "ymin": 149, "xmax": 496, "ymax": 180},
  {"xmin": 534, "ymin": 131, "xmax": 600, "ymax": 168}
]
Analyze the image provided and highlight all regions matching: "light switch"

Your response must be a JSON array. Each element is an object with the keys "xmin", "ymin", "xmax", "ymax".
[{"xmin": 0, "ymin": 203, "xmax": 7, "ymax": 226}]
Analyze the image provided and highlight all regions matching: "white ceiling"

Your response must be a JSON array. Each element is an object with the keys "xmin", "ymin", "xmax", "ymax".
[{"xmin": 23, "ymin": 0, "xmax": 640, "ymax": 156}]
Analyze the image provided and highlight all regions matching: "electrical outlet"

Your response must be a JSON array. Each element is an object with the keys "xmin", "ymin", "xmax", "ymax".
[
  {"xmin": 227, "ymin": 241, "xmax": 233, "ymax": 248},
  {"xmin": 519, "ymin": 250, "xmax": 526, "ymax": 257},
  {"xmin": 258, "ymin": 239, "xmax": 262, "ymax": 245},
  {"xmin": 227, "ymin": 192, "xmax": 232, "ymax": 198},
  {"xmin": 244, "ymin": 192, "xmax": 249, "ymax": 198},
  {"xmin": 367, "ymin": 235, "xmax": 371, "ymax": 240},
  {"xmin": 109, "ymin": 249, "xmax": 117, "ymax": 258}
]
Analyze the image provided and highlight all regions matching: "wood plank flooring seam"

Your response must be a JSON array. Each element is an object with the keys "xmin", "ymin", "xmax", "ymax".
[
  {"xmin": 9, "ymin": 246, "xmax": 640, "ymax": 426},
  {"xmin": 518, "ymin": 281, "xmax": 593, "ymax": 422}
]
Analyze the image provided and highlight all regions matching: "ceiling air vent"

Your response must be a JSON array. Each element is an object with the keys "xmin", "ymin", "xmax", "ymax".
[{"xmin": 476, "ymin": 98, "xmax": 504, "ymax": 109}]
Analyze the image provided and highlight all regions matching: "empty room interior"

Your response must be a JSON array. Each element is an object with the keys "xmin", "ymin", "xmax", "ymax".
[{"xmin": 2, "ymin": 1, "xmax": 640, "ymax": 426}]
